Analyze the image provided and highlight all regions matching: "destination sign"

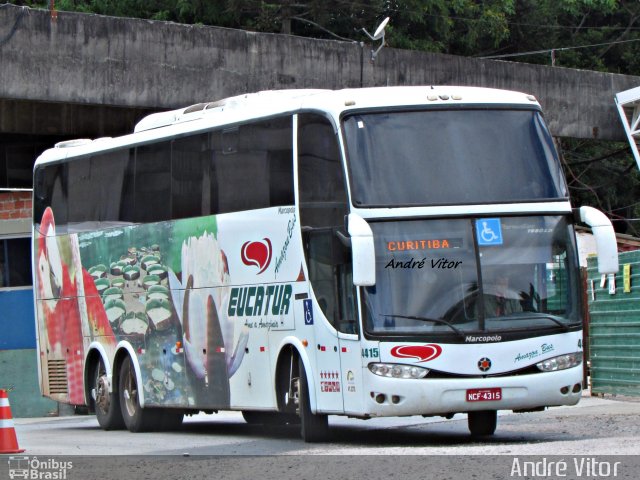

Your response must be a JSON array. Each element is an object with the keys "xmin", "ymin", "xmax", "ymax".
[{"xmin": 386, "ymin": 238, "xmax": 462, "ymax": 252}]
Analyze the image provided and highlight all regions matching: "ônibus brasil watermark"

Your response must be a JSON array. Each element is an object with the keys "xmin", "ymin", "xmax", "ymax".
[{"xmin": 7, "ymin": 456, "xmax": 72, "ymax": 480}]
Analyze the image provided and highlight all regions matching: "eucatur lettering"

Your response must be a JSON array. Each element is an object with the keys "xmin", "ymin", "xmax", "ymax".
[{"xmin": 228, "ymin": 284, "xmax": 292, "ymax": 317}]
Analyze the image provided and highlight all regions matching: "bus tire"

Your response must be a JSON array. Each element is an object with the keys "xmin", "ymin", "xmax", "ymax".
[
  {"xmin": 119, "ymin": 355, "xmax": 160, "ymax": 432},
  {"xmin": 468, "ymin": 410, "xmax": 497, "ymax": 436},
  {"xmin": 93, "ymin": 359, "xmax": 125, "ymax": 430},
  {"xmin": 299, "ymin": 362, "xmax": 329, "ymax": 442}
]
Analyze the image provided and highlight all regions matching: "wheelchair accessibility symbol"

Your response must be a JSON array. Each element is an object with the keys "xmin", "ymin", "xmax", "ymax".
[
  {"xmin": 476, "ymin": 218, "xmax": 503, "ymax": 246},
  {"xmin": 303, "ymin": 299, "xmax": 314, "ymax": 325}
]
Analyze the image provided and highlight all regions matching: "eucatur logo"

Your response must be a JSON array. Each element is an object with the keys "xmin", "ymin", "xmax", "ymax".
[
  {"xmin": 241, "ymin": 238, "xmax": 272, "ymax": 274},
  {"xmin": 390, "ymin": 344, "xmax": 442, "ymax": 363}
]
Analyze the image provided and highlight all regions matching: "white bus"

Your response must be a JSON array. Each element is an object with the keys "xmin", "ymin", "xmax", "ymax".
[{"xmin": 32, "ymin": 86, "xmax": 618, "ymax": 441}]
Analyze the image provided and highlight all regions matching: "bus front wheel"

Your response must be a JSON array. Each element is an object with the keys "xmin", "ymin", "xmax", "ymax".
[
  {"xmin": 468, "ymin": 410, "xmax": 497, "ymax": 436},
  {"xmin": 92, "ymin": 359, "xmax": 125, "ymax": 430},
  {"xmin": 298, "ymin": 362, "xmax": 329, "ymax": 442}
]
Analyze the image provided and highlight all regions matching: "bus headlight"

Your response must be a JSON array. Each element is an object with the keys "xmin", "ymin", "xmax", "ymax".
[
  {"xmin": 536, "ymin": 352, "xmax": 583, "ymax": 372},
  {"xmin": 368, "ymin": 363, "xmax": 429, "ymax": 379}
]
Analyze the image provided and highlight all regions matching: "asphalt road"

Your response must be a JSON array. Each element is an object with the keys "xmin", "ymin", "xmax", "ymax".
[{"xmin": 3, "ymin": 395, "xmax": 640, "ymax": 479}]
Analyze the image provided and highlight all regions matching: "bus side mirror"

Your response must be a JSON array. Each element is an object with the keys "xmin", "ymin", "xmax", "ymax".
[
  {"xmin": 347, "ymin": 213, "xmax": 376, "ymax": 286},
  {"xmin": 575, "ymin": 206, "xmax": 619, "ymax": 274}
]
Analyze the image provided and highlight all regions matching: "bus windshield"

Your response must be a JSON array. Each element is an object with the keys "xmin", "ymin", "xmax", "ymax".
[
  {"xmin": 362, "ymin": 216, "xmax": 580, "ymax": 340},
  {"xmin": 343, "ymin": 108, "xmax": 567, "ymax": 207}
]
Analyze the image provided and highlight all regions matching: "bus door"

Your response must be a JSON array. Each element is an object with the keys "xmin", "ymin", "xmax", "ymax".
[
  {"xmin": 331, "ymin": 230, "xmax": 363, "ymax": 414},
  {"xmin": 304, "ymin": 227, "xmax": 345, "ymax": 412},
  {"xmin": 303, "ymin": 226, "xmax": 362, "ymax": 413},
  {"xmin": 297, "ymin": 111, "xmax": 358, "ymax": 412}
]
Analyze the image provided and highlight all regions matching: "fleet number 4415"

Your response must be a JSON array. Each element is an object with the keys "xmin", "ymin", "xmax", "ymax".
[{"xmin": 361, "ymin": 348, "xmax": 379, "ymax": 358}]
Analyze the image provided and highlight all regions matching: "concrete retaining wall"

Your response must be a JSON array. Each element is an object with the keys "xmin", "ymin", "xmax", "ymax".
[{"xmin": 1, "ymin": 4, "xmax": 640, "ymax": 140}]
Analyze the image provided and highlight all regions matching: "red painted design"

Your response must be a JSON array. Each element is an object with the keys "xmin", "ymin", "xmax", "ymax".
[
  {"xmin": 36, "ymin": 207, "xmax": 119, "ymax": 405},
  {"xmin": 390, "ymin": 344, "xmax": 442, "ymax": 363},
  {"xmin": 240, "ymin": 239, "xmax": 272, "ymax": 274}
]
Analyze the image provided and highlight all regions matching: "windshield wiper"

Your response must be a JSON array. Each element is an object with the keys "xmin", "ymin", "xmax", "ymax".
[
  {"xmin": 383, "ymin": 314, "xmax": 466, "ymax": 339},
  {"xmin": 492, "ymin": 313, "xmax": 572, "ymax": 332}
]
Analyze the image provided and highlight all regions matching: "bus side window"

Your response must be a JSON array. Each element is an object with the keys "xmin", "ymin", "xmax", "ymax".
[
  {"xmin": 133, "ymin": 142, "xmax": 171, "ymax": 222},
  {"xmin": 304, "ymin": 228, "xmax": 358, "ymax": 334},
  {"xmin": 211, "ymin": 117, "xmax": 293, "ymax": 214},
  {"xmin": 269, "ymin": 148, "xmax": 295, "ymax": 207},
  {"xmin": 298, "ymin": 114, "xmax": 347, "ymax": 228},
  {"xmin": 93, "ymin": 151, "xmax": 128, "ymax": 223},
  {"xmin": 33, "ymin": 163, "xmax": 68, "ymax": 233},
  {"xmin": 32, "ymin": 117, "xmax": 294, "ymax": 230},
  {"xmin": 298, "ymin": 113, "xmax": 356, "ymax": 334},
  {"xmin": 66, "ymin": 151, "xmax": 128, "ymax": 228},
  {"xmin": 171, "ymin": 134, "xmax": 208, "ymax": 219},
  {"xmin": 66, "ymin": 157, "xmax": 92, "ymax": 226}
]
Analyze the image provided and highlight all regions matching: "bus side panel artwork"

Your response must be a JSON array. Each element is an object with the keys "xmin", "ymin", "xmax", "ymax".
[
  {"xmin": 34, "ymin": 206, "xmax": 302, "ymax": 409},
  {"xmin": 34, "ymin": 207, "xmax": 90, "ymax": 405},
  {"xmin": 215, "ymin": 207, "xmax": 302, "ymax": 408}
]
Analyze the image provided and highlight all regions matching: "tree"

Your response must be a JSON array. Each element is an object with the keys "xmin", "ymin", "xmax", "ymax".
[{"xmin": 560, "ymin": 138, "xmax": 640, "ymax": 235}]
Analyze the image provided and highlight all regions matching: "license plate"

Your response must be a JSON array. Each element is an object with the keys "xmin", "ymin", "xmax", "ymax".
[{"xmin": 466, "ymin": 387, "xmax": 502, "ymax": 402}]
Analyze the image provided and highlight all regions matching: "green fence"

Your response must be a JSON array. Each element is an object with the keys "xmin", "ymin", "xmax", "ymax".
[{"xmin": 587, "ymin": 251, "xmax": 640, "ymax": 396}]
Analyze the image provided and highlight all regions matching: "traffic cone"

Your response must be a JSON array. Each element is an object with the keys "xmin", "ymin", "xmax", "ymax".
[{"xmin": 0, "ymin": 389, "xmax": 25, "ymax": 453}]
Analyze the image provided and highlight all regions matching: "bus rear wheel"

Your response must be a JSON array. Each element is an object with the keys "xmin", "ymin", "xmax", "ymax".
[
  {"xmin": 468, "ymin": 410, "xmax": 497, "ymax": 436},
  {"xmin": 119, "ymin": 355, "xmax": 161, "ymax": 432},
  {"xmin": 298, "ymin": 362, "xmax": 329, "ymax": 442},
  {"xmin": 93, "ymin": 359, "xmax": 125, "ymax": 430}
]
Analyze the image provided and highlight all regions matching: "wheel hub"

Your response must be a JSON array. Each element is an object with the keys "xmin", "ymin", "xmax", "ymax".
[
  {"xmin": 123, "ymin": 371, "xmax": 137, "ymax": 417},
  {"xmin": 95, "ymin": 375, "xmax": 110, "ymax": 412},
  {"xmin": 289, "ymin": 376, "xmax": 300, "ymax": 414}
]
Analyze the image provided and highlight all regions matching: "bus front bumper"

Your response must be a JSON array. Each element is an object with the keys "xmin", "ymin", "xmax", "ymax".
[{"xmin": 361, "ymin": 365, "xmax": 583, "ymax": 417}]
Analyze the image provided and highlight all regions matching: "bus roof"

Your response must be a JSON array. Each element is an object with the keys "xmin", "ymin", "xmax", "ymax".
[{"xmin": 34, "ymin": 86, "xmax": 540, "ymax": 167}]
